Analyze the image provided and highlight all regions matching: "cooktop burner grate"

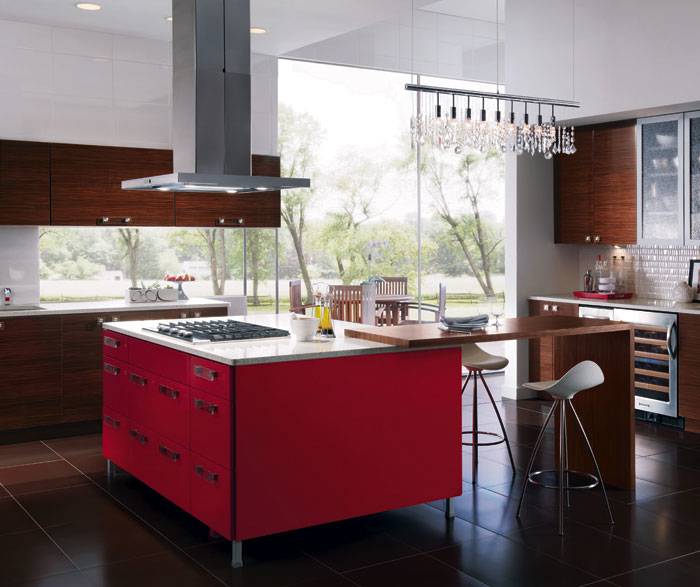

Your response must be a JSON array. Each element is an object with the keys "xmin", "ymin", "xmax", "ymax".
[{"xmin": 144, "ymin": 319, "xmax": 290, "ymax": 343}]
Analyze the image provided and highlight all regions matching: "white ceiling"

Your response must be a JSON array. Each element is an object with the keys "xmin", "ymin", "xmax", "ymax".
[{"xmin": 0, "ymin": 0, "xmax": 451, "ymax": 55}]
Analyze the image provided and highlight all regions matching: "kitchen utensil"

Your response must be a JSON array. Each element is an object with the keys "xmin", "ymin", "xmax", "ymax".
[{"xmin": 158, "ymin": 287, "xmax": 179, "ymax": 302}]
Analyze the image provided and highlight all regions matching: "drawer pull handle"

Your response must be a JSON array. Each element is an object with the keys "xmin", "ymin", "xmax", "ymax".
[
  {"xmin": 194, "ymin": 398, "xmax": 219, "ymax": 415},
  {"xmin": 129, "ymin": 373, "xmax": 148, "ymax": 387},
  {"xmin": 104, "ymin": 336, "xmax": 120, "ymax": 348},
  {"xmin": 552, "ymin": 305, "xmax": 559, "ymax": 312},
  {"xmin": 194, "ymin": 365, "xmax": 218, "ymax": 382},
  {"xmin": 128, "ymin": 429, "xmax": 148, "ymax": 444},
  {"xmin": 194, "ymin": 465, "xmax": 219, "ymax": 483},
  {"xmin": 159, "ymin": 385, "xmax": 180, "ymax": 400},
  {"xmin": 159, "ymin": 445, "xmax": 180, "ymax": 462},
  {"xmin": 103, "ymin": 363, "xmax": 120, "ymax": 376},
  {"xmin": 104, "ymin": 415, "xmax": 120, "ymax": 428}
]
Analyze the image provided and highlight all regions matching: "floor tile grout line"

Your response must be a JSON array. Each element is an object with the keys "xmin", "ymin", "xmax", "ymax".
[
  {"xmin": 38, "ymin": 441, "xmax": 229, "ymax": 587},
  {"xmin": 596, "ymin": 547, "xmax": 700, "ymax": 583},
  {"xmin": 421, "ymin": 550, "xmax": 491, "ymax": 586},
  {"xmin": 0, "ymin": 479, "xmax": 84, "ymax": 577},
  {"xmin": 0, "ymin": 458, "xmax": 64, "ymax": 469},
  {"xmin": 297, "ymin": 549, "xmax": 363, "ymax": 586}
]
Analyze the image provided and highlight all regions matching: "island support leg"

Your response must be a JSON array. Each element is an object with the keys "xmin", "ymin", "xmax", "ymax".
[
  {"xmin": 106, "ymin": 459, "xmax": 117, "ymax": 479},
  {"xmin": 231, "ymin": 540, "xmax": 243, "ymax": 568},
  {"xmin": 445, "ymin": 497, "xmax": 455, "ymax": 519}
]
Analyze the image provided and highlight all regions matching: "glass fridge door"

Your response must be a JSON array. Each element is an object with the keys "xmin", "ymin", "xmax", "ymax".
[
  {"xmin": 637, "ymin": 114, "xmax": 684, "ymax": 245},
  {"xmin": 685, "ymin": 111, "xmax": 700, "ymax": 244}
]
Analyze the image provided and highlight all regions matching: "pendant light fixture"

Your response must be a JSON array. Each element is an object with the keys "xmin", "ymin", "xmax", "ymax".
[{"xmin": 407, "ymin": 0, "xmax": 579, "ymax": 157}]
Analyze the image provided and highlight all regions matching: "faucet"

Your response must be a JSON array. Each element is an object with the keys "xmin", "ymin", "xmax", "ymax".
[{"xmin": 2, "ymin": 287, "xmax": 11, "ymax": 305}]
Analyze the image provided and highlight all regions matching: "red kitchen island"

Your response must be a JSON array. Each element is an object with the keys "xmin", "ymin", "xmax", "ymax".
[{"xmin": 101, "ymin": 315, "xmax": 462, "ymax": 567}]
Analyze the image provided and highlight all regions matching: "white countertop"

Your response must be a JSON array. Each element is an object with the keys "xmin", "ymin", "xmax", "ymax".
[
  {"xmin": 0, "ymin": 298, "xmax": 229, "ymax": 318},
  {"xmin": 530, "ymin": 294, "xmax": 700, "ymax": 315},
  {"xmin": 103, "ymin": 313, "xmax": 404, "ymax": 366}
]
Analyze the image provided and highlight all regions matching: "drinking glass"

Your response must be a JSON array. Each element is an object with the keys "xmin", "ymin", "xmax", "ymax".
[{"xmin": 487, "ymin": 295, "xmax": 504, "ymax": 327}]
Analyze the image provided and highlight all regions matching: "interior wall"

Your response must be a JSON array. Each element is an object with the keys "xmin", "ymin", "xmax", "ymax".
[
  {"xmin": 503, "ymin": 153, "xmax": 579, "ymax": 397},
  {"xmin": 0, "ymin": 18, "xmax": 278, "ymax": 154}
]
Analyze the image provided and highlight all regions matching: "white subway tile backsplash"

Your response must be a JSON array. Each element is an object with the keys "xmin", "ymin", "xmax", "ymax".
[
  {"xmin": 53, "ymin": 53, "xmax": 112, "ymax": 99},
  {"xmin": 52, "ymin": 28, "xmax": 113, "ymax": 59}
]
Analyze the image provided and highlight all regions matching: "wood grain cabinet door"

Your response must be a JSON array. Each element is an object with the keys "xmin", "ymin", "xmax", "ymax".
[
  {"xmin": 175, "ymin": 155, "xmax": 281, "ymax": 228},
  {"xmin": 555, "ymin": 126, "xmax": 594, "ymax": 244},
  {"xmin": 0, "ymin": 140, "xmax": 50, "ymax": 225},
  {"xmin": 528, "ymin": 300, "xmax": 579, "ymax": 384},
  {"xmin": 679, "ymin": 313, "xmax": 700, "ymax": 431},
  {"xmin": 0, "ymin": 316, "xmax": 62, "ymax": 431},
  {"xmin": 50, "ymin": 144, "xmax": 174, "ymax": 226},
  {"xmin": 592, "ymin": 121, "xmax": 637, "ymax": 245}
]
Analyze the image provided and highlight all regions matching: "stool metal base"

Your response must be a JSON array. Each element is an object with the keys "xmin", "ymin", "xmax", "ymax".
[
  {"xmin": 461, "ymin": 430, "xmax": 506, "ymax": 447},
  {"xmin": 528, "ymin": 469, "xmax": 599, "ymax": 491},
  {"xmin": 462, "ymin": 368, "xmax": 516, "ymax": 483},
  {"xmin": 515, "ymin": 398, "xmax": 614, "ymax": 536}
]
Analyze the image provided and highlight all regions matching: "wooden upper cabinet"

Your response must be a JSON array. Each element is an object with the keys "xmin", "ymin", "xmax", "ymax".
[
  {"xmin": 592, "ymin": 122, "xmax": 637, "ymax": 244},
  {"xmin": 0, "ymin": 140, "xmax": 50, "ymax": 225},
  {"xmin": 555, "ymin": 126, "xmax": 593, "ymax": 244},
  {"xmin": 50, "ymin": 144, "xmax": 174, "ymax": 226},
  {"xmin": 175, "ymin": 154, "xmax": 282, "ymax": 228},
  {"xmin": 555, "ymin": 120, "xmax": 637, "ymax": 245}
]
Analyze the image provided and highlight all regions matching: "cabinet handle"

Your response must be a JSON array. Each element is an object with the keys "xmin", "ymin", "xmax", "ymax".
[
  {"xmin": 98, "ymin": 217, "xmax": 110, "ymax": 225},
  {"xmin": 129, "ymin": 373, "xmax": 148, "ymax": 387},
  {"xmin": 193, "ymin": 311, "xmax": 202, "ymax": 318},
  {"xmin": 194, "ymin": 398, "xmax": 219, "ymax": 415},
  {"xmin": 97, "ymin": 217, "xmax": 133, "ymax": 225},
  {"xmin": 129, "ymin": 429, "xmax": 148, "ymax": 444},
  {"xmin": 552, "ymin": 305, "xmax": 559, "ymax": 312},
  {"xmin": 104, "ymin": 415, "xmax": 120, "ymax": 429},
  {"xmin": 194, "ymin": 365, "xmax": 218, "ymax": 382},
  {"xmin": 159, "ymin": 444, "xmax": 180, "ymax": 462},
  {"xmin": 96, "ymin": 317, "xmax": 104, "ymax": 325},
  {"xmin": 159, "ymin": 384, "xmax": 180, "ymax": 400},
  {"xmin": 0, "ymin": 321, "xmax": 5, "ymax": 331},
  {"xmin": 216, "ymin": 217, "xmax": 244, "ymax": 226},
  {"xmin": 103, "ymin": 363, "xmax": 120, "ymax": 376},
  {"xmin": 103, "ymin": 336, "xmax": 120, "ymax": 349},
  {"xmin": 585, "ymin": 235, "xmax": 592, "ymax": 243},
  {"xmin": 180, "ymin": 312, "xmax": 188, "ymax": 319},
  {"xmin": 123, "ymin": 217, "xmax": 132, "ymax": 224},
  {"xmin": 543, "ymin": 304, "xmax": 550, "ymax": 312},
  {"xmin": 593, "ymin": 235, "xmax": 600, "ymax": 243},
  {"xmin": 194, "ymin": 464, "xmax": 219, "ymax": 483}
]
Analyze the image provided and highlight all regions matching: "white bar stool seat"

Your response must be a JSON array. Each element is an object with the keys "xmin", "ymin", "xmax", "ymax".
[
  {"xmin": 461, "ymin": 343, "xmax": 515, "ymax": 483},
  {"xmin": 516, "ymin": 360, "xmax": 615, "ymax": 535}
]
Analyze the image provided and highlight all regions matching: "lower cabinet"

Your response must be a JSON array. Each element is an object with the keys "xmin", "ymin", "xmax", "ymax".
[
  {"xmin": 528, "ymin": 300, "xmax": 579, "ymax": 384},
  {"xmin": 679, "ymin": 313, "xmax": 700, "ymax": 432},
  {"xmin": 0, "ymin": 305, "xmax": 227, "ymax": 433}
]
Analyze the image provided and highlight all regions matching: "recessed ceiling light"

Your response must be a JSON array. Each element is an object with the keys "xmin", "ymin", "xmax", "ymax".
[
  {"xmin": 250, "ymin": 27, "xmax": 267, "ymax": 35},
  {"xmin": 75, "ymin": 2, "xmax": 102, "ymax": 11},
  {"xmin": 165, "ymin": 16, "xmax": 172, "ymax": 22}
]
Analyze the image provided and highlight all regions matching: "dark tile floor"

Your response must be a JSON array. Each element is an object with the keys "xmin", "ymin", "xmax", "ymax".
[{"xmin": 2, "ymin": 375, "xmax": 700, "ymax": 586}]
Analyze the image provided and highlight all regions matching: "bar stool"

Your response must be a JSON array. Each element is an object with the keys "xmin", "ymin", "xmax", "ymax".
[
  {"xmin": 461, "ymin": 344, "xmax": 516, "ymax": 483},
  {"xmin": 516, "ymin": 360, "xmax": 615, "ymax": 535}
]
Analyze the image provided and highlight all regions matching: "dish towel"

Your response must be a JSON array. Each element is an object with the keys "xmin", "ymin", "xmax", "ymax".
[{"xmin": 438, "ymin": 314, "xmax": 490, "ymax": 332}]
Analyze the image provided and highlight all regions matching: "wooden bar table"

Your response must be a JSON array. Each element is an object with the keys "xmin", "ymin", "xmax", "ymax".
[{"xmin": 345, "ymin": 315, "xmax": 636, "ymax": 489}]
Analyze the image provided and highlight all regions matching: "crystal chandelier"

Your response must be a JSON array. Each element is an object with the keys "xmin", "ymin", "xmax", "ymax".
[{"xmin": 407, "ymin": 84, "xmax": 580, "ymax": 158}]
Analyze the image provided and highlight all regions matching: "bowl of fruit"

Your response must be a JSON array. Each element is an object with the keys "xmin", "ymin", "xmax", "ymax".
[{"xmin": 164, "ymin": 273, "xmax": 196, "ymax": 300}]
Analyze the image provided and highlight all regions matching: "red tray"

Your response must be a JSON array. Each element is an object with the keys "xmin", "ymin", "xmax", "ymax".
[{"xmin": 572, "ymin": 291, "xmax": 634, "ymax": 300}]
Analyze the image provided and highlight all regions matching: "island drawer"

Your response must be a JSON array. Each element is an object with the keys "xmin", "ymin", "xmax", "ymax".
[
  {"xmin": 190, "ymin": 454, "xmax": 232, "ymax": 540},
  {"xmin": 190, "ymin": 388, "xmax": 231, "ymax": 469},
  {"xmin": 129, "ymin": 338, "xmax": 188, "ymax": 382},
  {"xmin": 150, "ymin": 374, "xmax": 190, "ymax": 448},
  {"xmin": 125, "ymin": 422, "xmax": 158, "ymax": 486},
  {"xmin": 102, "ymin": 410, "xmax": 131, "ymax": 471},
  {"xmin": 103, "ymin": 331, "xmax": 128, "ymax": 361},
  {"xmin": 153, "ymin": 434, "xmax": 190, "ymax": 511},
  {"xmin": 189, "ymin": 356, "xmax": 231, "ymax": 399},
  {"xmin": 103, "ymin": 358, "xmax": 127, "ymax": 416}
]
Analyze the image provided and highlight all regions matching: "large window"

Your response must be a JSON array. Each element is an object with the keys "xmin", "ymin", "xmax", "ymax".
[{"xmin": 278, "ymin": 59, "xmax": 505, "ymax": 316}]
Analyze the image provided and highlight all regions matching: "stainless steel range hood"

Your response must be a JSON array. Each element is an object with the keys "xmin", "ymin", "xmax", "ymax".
[{"xmin": 122, "ymin": 0, "xmax": 309, "ymax": 194}]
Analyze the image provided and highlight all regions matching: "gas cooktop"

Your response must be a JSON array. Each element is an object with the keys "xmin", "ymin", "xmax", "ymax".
[{"xmin": 144, "ymin": 319, "xmax": 290, "ymax": 344}]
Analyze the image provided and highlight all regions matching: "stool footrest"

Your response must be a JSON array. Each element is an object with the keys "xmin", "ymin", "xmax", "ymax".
[
  {"xmin": 461, "ymin": 430, "xmax": 506, "ymax": 447},
  {"xmin": 527, "ymin": 469, "xmax": 599, "ymax": 490}
]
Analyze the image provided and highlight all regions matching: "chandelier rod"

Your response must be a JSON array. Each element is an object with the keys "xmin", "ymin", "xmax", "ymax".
[{"xmin": 404, "ymin": 83, "xmax": 580, "ymax": 109}]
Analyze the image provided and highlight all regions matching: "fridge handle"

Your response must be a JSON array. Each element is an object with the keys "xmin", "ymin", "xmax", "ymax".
[{"xmin": 667, "ymin": 322, "xmax": 678, "ymax": 359}]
